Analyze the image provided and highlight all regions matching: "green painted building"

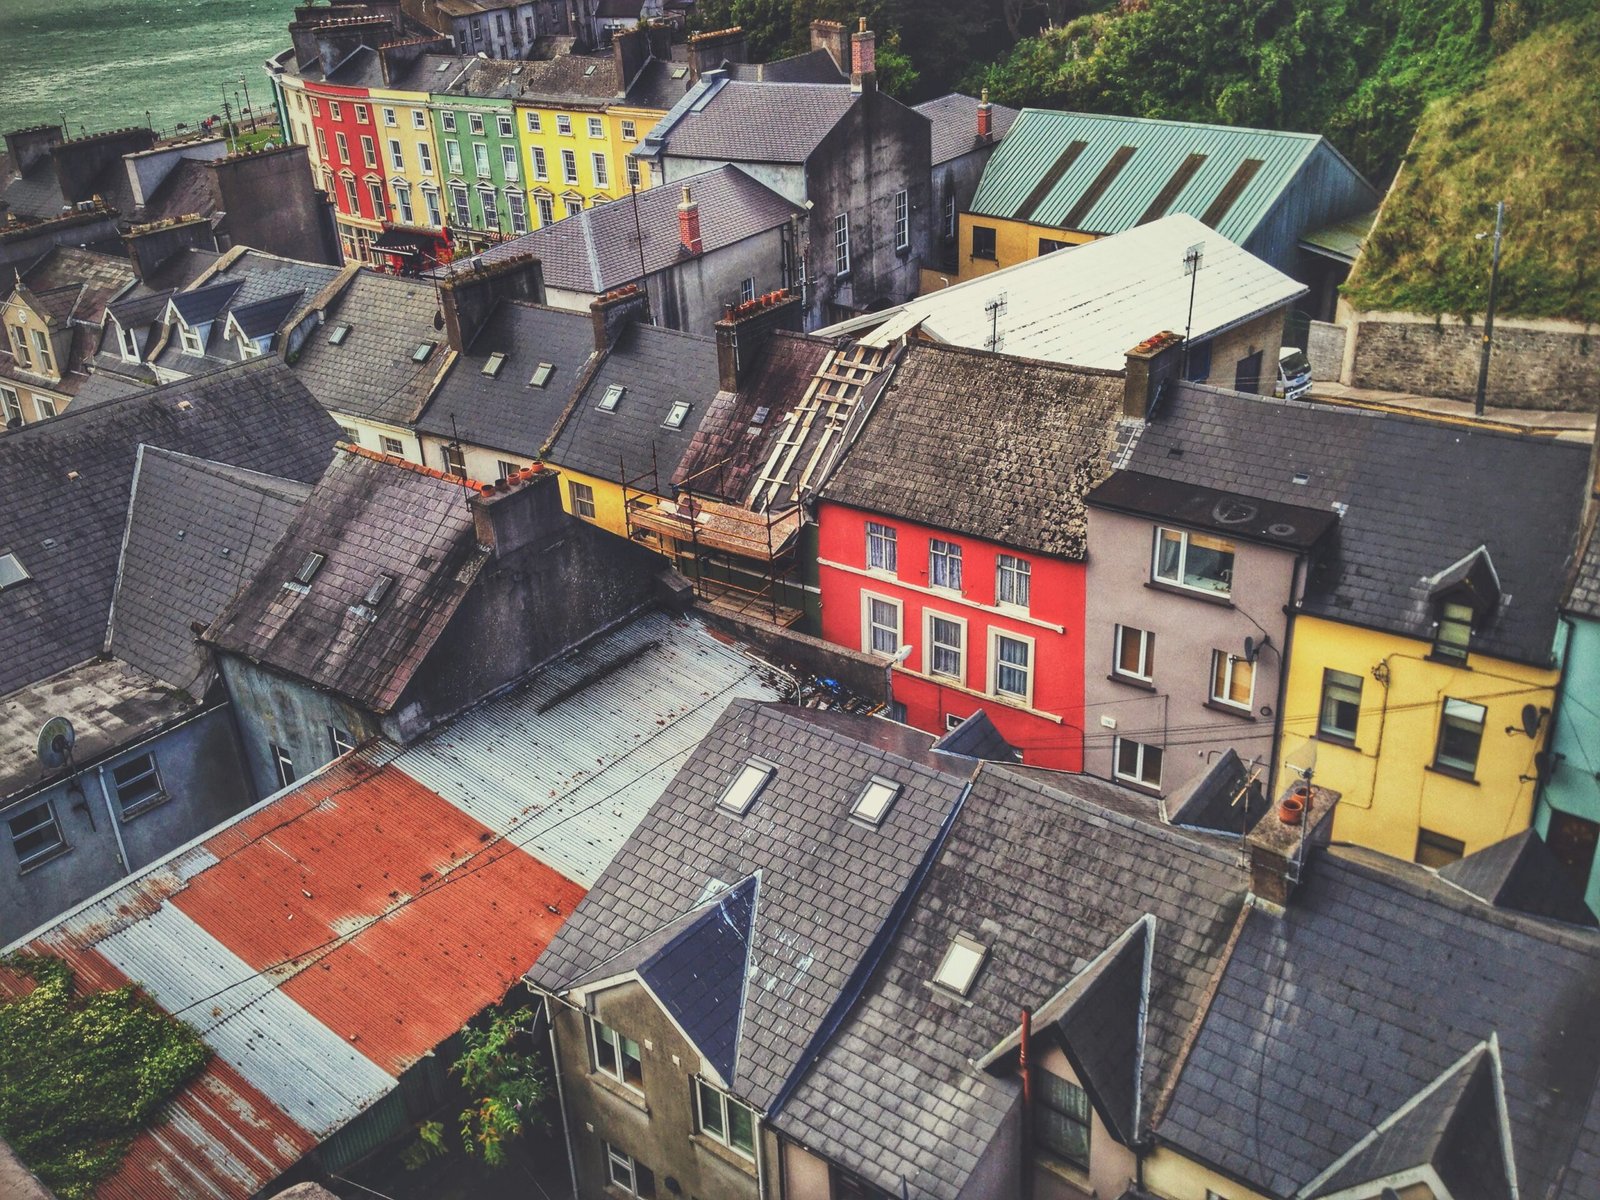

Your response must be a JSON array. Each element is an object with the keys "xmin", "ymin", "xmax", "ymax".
[{"xmin": 432, "ymin": 59, "xmax": 529, "ymax": 248}]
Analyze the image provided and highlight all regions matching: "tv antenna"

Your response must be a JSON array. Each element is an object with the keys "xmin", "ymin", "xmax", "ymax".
[
  {"xmin": 984, "ymin": 292, "xmax": 1007, "ymax": 353},
  {"xmin": 1181, "ymin": 242, "xmax": 1203, "ymax": 378}
]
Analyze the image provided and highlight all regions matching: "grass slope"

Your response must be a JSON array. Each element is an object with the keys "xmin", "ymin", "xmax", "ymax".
[{"xmin": 1344, "ymin": 12, "xmax": 1600, "ymax": 323}]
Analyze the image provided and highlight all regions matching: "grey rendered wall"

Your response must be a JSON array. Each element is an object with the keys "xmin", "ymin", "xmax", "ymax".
[
  {"xmin": 1082, "ymin": 507, "xmax": 1296, "ymax": 797},
  {"xmin": 653, "ymin": 227, "xmax": 793, "ymax": 335},
  {"xmin": 930, "ymin": 146, "xmax": 999, "ymax": 276},
  {"xmin": 662, "ymin": 158, "xmax": 805, "ymax": 206},
  {"xmin": 0, "ymin": 706, "xmax": 255, "ymax": 944}
]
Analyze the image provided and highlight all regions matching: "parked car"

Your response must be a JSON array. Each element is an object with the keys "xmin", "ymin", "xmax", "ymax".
[{"xmin": 1277, "ymin": 347, "xmax": 1313, "ymax": 400}]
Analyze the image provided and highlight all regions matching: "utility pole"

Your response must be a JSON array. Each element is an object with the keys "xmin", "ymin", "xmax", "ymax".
[
  {"xmin": 1182, "ymin": 242, "xmax": 1203, "ymax": 380},
  {"xmin": 221, "ymin": 95, "xmax": 236, "ymax": 154},
  {"xmin": 239, "ymin": 75, "xmax": 256, "ymax": 133},
  {"xmin": 1474, "ymin": 200, "xmax": 1505, "ymax": 417}
]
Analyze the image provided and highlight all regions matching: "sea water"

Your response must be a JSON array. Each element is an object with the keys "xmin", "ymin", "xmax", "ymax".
[{"xmin": 0, "ymin": 0, "xmax": 299, "ymax": 139}]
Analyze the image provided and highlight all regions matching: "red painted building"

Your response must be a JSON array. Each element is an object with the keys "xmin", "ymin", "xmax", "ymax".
[
  {"xmin": 304, "ymin": 81, "xmax": 387, "ymax": 262},
  {"xmin": 814, "ymin": 341, "xmax": 1128, "ymax": 769}
]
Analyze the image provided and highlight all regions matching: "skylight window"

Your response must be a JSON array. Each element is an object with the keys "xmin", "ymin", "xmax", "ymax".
[
  {"xmin": 364, "ymin": 573, "xmax": 395, "ymax": 607},
  {"xmin": 718, "ymin": 758, "xmax": 775, "ymax": 815},
  {"xmin": 328, "ymin": 323, "xmax": 352, "ymax": 346},
  {"xmin": 412, "ymin": 341, "xmax": 435, "ymax": 363},
  {"xmin": 934, "ymin": 933, "xmax": 987, "ymax": 996},
  {"xmin": 529, "ymin": 361, "xmax": 554, "ymax": 388},
  {"xmin": 671, "ymin": 66, "xmax": 687, "ymax": 79},
  {"xmin": 293, "ymin": 551, "xmax": 326, "ymax": 585},
  {"xmin": 597, "ymin": 384, "xmax": 625, "ymax": 412},
  {"xmin": 663, "ymin": 400, "xmax": 692, "ymax": 429},
  {"xmin": 482, "ymin": 351, "xmax": 506, "ymax": 378},
  {"xmin": 0, "ymin": 552, "xmax": 30, "ymax": 591},
  {"xmin": 851, "ymin": 777, "xmax": 901, "ymax": 826},
  {"xmin": 751, "ymin": 406, "xmax": 770, "ymax": 425}
]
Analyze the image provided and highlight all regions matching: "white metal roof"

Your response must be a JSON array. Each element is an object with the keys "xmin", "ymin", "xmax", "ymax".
[{"xmin": 822, "ymin": 214, "xmax": 1307, "ymax": 371}]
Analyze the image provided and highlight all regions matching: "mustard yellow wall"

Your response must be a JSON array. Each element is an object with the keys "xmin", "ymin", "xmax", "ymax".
[
  {"xmin": 369, "ymin": 88, "xmax": 447, "ymax": 231},
  {"xmin": 1276, "ymin": 616, "xmax": 1556, "ymax": 864},
  {"xmin": 2, "ymin": 295, "xmax": 72, "ymax": 423},
  {"xmin": 544, "ymin": 459, "xmax": 666, "ymax": 542},
  {"xmin": 954, "ymin": 213, "xmax": 1095, "ymax": 282},
  {"xmin": 512, "ymin": 101, "xmax": 662, "ymax": 229},
  {"xmin": 1143, "ymin": 1145, "xmax": 1271, "ymax": 1200}
]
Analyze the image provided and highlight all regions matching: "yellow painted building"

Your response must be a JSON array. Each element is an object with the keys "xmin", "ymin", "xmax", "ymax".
[
  {"xmin": 369, "ymin": 86, "xmax": 448, "ymax": 233},
  {"xmin": 1, "ymin": 286, "xmax": 74, "ymax": 426},
  {"xmin": 954, "ymin": 211, "xmax": 1091, "ymax": 280},
  {"xmin": 512, "ymin": 98, "xmax": 662, "ymax": 229},
  {"xmin": 1275, "ymin": 614, "xmax": 1557, "ymax": 867}
]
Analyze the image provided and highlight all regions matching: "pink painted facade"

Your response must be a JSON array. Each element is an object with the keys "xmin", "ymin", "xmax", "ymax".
[{"xmin": 817, "ymin": 499, "xmax": 1086, "ymax": 769}]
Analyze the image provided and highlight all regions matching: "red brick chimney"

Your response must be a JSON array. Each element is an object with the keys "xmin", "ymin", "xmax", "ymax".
[
  {"xmin": 850, "ymin": 18, "xmax": 876, "ymax": 94},
  {"xmin": 977, "ymin": 88, "xmax": 993, "ymax": 139},
  {"xmin": 678, "ymin": 186, "xmax": 704, "ymax": 256}
]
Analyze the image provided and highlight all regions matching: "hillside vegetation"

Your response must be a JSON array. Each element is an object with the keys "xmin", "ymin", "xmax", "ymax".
[{"xmin": 1344, "ymin": 11, "xmax": 1600, "ymax": 322}]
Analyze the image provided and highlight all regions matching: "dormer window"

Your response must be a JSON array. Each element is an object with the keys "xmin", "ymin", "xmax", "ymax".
[
  {"xmin": 719, "ymin": 758, "xmax": 775, "ymax": 815},
  {"xmin": 179, "ymin": 324, "xmax": 205, "ymax": 355},
  {"xmin": 851, "ymin": 777, "xmax": 900, "ymax": 826},
  {"xmin": 933, "ymin": 932, "xmax": 986, "ymax": 996},
  {"xmin": 118, "ymin": 325, "xmax": 139, "ymax": 362},
  {"xmin": 1433, "ymin": 601, "xmax": 1474, "ymax": 662}
]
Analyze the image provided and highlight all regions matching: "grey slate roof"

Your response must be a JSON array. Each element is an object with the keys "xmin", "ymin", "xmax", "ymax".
[
  {"xmin": 530, "ymin": 700, "xmax": 975, "ymax": 1113},
  {"xmin": 413, "ymin": 300, "xmax": 596, "ymax": 455},
  {"xmin": 106, "ymin": 447, "xmax": 310, "ymax": 692},
  {"xmin": 1566, "ymin": 513, "xmax": 1600, "ymax": 620},
  {"xmin": 775, "ymin": 764, "xmax": 1248, "ymax": 1200},
  {"xmin": 205, "ymin": 447, "xmax": 482, "ymax": 713},
  {"xmin": 157, "ymin": 252, "xmax": 341, "ymax": 373},
  {"xmin": 930, "ymin": 710, "xmax": 1020, "ymax": 762},
  {"xmin": 914, "ymin": 93, "xmax": 1020, "ymax": 165},
  {"xmin": 291, "ymin": 271, "xmax": 446, "ymax": 426},
  {"xmin": 1159, "ymin": 848, "xmax": 1600, "ymax": 1199},
  {"xmin": 1117, "ymin": 384, "xmax": 1591, "ymax": 665},
  {"xmin": 821, "ymin": 342, "xmax": 1124, "ymax": 558},
  {"xmin": 1165, "ymin": 747, "xmax": 1269, "ymax": 836},
  {"xmin": 479, "ymin": 165, "xmax": 801, "ymax": 294},
  {"xmin": 653, "ymin": 78, "xmax": 858, "ymax": 164},
  {"xmin": 0, "ymin": 359, "xmax": 339, "ymax": 695},
  {"xmin": 723, "ymin": 48, "xmax": 847, "ymax": 85},
  {"xmin": 545, "ymin": 320, "xmax": 718, "ymax": 484},
  {"xmin": 1437, "ymin": 829, "xmax": 1598, "ymax": 927}
]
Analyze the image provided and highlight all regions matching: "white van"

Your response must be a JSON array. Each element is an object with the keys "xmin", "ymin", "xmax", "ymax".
[{"xmin": 1276, "ymin": 347, "xmax": 1313, "ymax": 400}]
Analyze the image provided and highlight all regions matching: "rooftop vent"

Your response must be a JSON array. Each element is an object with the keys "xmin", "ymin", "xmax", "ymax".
[
  {"xmin": 529, "ymin": 361, "xmax": 554, "ymax": 387},
  {"xmin": 482, "ymin": 351, "xmax": 506, "ymax": 377},
  {"xmin": 718, "ymin": 758, "xmax": 775, "ymax": 815},
  {"xmin": 0, "ymin": 552, "xmax": 30, "ymax": 591},
  {"xmin": 293, "ymin": 550, "xmax": 326, "ymax": 586},
  {"xmin": 363, "ymin": 573, "xmax": 395, "ymax": 607},
  {"xmin": 597, "ymin": 383, "xmax": 625, "ymax": 412},
  {"xmin": 584, "ymin": 64, "xmax": 597, "ymax": 76},
  {"xmin": 412, "ymin": 340, "xmax": 435, "ymax": 363},
  {"xmin": 662, "ymin": 400, "xmax": 691, "ymax": 430},
  {"xmin": 851, "ymin": 777, "xmax": 900, "ymax": 826},
  {"xmin": 328, "ymin": 323, "xmax": 352, "ymax": 345},
  {"xmin": 934, "ymin": 932, "xmax": 986, "ymax": 996},
  {"xmin": 1292, "ymin": 471, "xmax": 1310, "ymax": 485}
]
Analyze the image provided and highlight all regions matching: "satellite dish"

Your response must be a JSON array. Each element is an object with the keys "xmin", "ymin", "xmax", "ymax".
[
  {"xmin": 1244, "ymin": 636, "xmax": 1256, "ymax": 663},
  {"xmin": 1284, "ymin": 737, "xmax": 1318, "ymax": 781},
  {"xmin": 1521, "ymin": 704, "xmax": 1543, "ymax": 738},
  {"xmin": 37, "ymin": 717, "xmax": 76, "ymax": 770}
]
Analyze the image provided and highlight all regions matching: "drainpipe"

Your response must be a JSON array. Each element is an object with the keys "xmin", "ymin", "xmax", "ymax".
[
  {"xmin": 1269, "ymin": 555, "xmax": 1304, "ymax": 795},
  {"xmin": 1537, "ymin": 614, "xmax": 1577, "ymax": 824},
  {"xmin": 1019, "ymin": 1008, "xmax": 1033, "ymax": 1200},
  {"xmin": 753, "ymin": 1109, "xmax": 772, "ymax": 1200},
  {"xmin": 539, "ymin": 989, "xmax": 581, "ymax": 1200},
  {"xmin": 95, "ymin": 765, "xmax": 132, "ymax": 875}
]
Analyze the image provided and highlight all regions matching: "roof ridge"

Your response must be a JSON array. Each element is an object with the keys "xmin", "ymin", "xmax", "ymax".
[
  {"xmin": 340, "ymin": 441, "xmax": 484, "ymax": 490},
  {"xmin": 902, "ymin": 337, "xmax": 1124, "ymax": 378},
  {"xmin": 0, "ymin": 357, "xmax": 284, "ymax": 439},
  {"xmin": 1015, "ymin": 107, "xmax": 1324, "ymax": 143}
]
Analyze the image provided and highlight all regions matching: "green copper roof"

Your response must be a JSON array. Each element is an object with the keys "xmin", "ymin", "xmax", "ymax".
[{"xmin": 970, "ymin": 109, "xmax": 1325, "ymax": 245}]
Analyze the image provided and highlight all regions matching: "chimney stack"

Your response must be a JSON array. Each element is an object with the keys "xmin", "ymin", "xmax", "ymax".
[
  {"xmin": 977, "ymin": 88, "xmax": 993, "ymax": 139},
  {"xmin": 4, "ymin": 125, "xmax": 64, "ymax": 177},
  {"xmin": 850, "ymin": 18, "xmax": 876, "ymax": 94},
  {"xmin": 678, "ymin": 186, "xmax": 703, "ymax": 256},
  {"xmin": 51, "ymin": 127, "xmax": 155, "ymax": 206},
  {"xmin": 687, "ymin": 26, "xmax": 748, "ymax": 83},
  {"xmin": 714, "ymin": 290, "xmax": 804, "ymax": 393},
  {"xmin": 590, "ymin": 283, "xmax": 651, "ymax": 352},
  {"xmin": 438, "ymin": 254, "xmax": 545, "ymax": 353},
  {"xmin": 1246, "ymin": 780, "xmax": 1339, "ymax": 911},
  {"xmin": 810, "ymin": 19, "xmax": 847, "ymax": 72},
  {"xmin": 1122, "ymin": 331, "xmax": 1184, "ymax": 420},
  {"xmin": 123, "ymin": 215, "xmax": 214, "ymax": 282},
  {"xmin": 469, "ymin": 465, "xmax": 565, "ymax": 559}
]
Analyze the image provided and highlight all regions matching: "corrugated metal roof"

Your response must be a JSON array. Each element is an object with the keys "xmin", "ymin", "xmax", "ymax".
[
  {"xmin": 972, "ymin": 109, "xmax": 1322, "ymax": 244},
  {"xmin": 823, "ymin": 214, "xmax": 1307, "ymax": 371},
  {"xmin": 1, "ymin": 612, "xmax": 783, "ymax": 1197},
  {"xmin": 1300, "ymin": 207, "xmax": 1378, "ymax": 263}
]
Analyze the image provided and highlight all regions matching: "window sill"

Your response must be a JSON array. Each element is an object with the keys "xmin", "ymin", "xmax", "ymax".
[
  {"xmin": 119, "ymin": 794, "xmax": 171, "ymax": 823},
  {"xmin": 1426, "ymin": 651, "xmax": 1472, "ymax": 668},
  {"xmin": 1106, "ymin": 673, "xmax": 1156, "ymax": 692},
  {"xmin": 1033, "ymin": 1152, "xmax": 1094, "ymax": 1195},
  {"xmin": 1314, "ymin": 731, "xmax": 1361, "ymax": 752},
  {"xmin": 590, "ymin": 1071, "xmax": 649, "ymax": 1114},
  {"xmin": 17, "ymin": 844, "xmax": 72, "ymax": 876},
  {"xmin": 1112, "ymin": 775, "xmax": 1162, "ymax": 797},
  {"xmin": 690, "ymin": 1132, "xmax": 758, "ymax": 1177},
  {"xmin": 1144, "ymin": 579, "xmax": 1234, "ymax": 606},
  {"xmin": 1203, "ymin": 699, "xmax": 1256, "ymax": 721},
  {"xmin": 1426, "ymin": 763, "xmax": 1480, "ymax": 786}
]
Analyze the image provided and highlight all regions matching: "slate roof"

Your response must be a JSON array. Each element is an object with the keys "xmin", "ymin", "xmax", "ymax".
[
  {"xmin": 141, "ymin": 157, "xmax": 217, "ymax": 223},
  {"xmin": 1437, "ymin": 829, "xmax": 1598, "ymax": 927},
  {"xmin": 1159, "ymin": 848, "xmax": 1600, "ymax": 1199},
  {"xmin": 412, "ymin": 300, "xmax": 596, "ymax": 455},
  {"xmin": 1566, "ymin": 513, "xmax": 1600, "ymax": 620},
  {"xmin": 1088, "ymin": 470, "xmax": 1339, "ymax": 552},
  {"xmin": 723, "ymin": 48, "xmax": 847, "ymax": 85},
  {"xmin": 290, "ymin": 270, "xmax": 446, "ymax": 426},
  {"xmin": 970, "ymin": 109, "xmax": 1373, "ymax": 245},
  {"xmin": 1115, "ymin": 384, "xmax": 1591, "ymax": 664},
  {"xmin": 821, "ymin": 341, "xmax": 1123, "ymax": 558},
  {"xmin": 106, "ymin": 447, "xmax": 311, "ymax": 692},
  {"xmin": 915, "ymin": 93, "xmax": 1020, "ymax": 165},
  {"xmin": 158, "ymin": 252, "xmax": 341, "ymax": 373},
  {"xmin": 0, "ymin": 359, "xmax": 339, "ymax": 696},
  {"xmin": 205, "ymin": 447, "xmax": 483, "ymax": 713},
  {"xmin": 530, "ymin": 700, "xmax": 975, "ymax": 1113},
  {"xmin": 479, "ymin": 164, "xmax": 801, "ymax": 294},
  {"xmin": 545, "ymin": 320, "xmax": 718, "ymax": 483},
  {"xmin": 775, "ymin": 764, "xmax": 1248, "ymax": 1199},
  {"xmin": 930, "ymin": 710, "xmax": 1020, "ymax": 762},
  {"xmin": 650, "ymin": 78, "xmax": 858, "ymax": 164},
  {"xmin": 19, "ymin": 246, "xmax": 137, "ymax": 320},
  {"xmin": 1165, "ymin": 747, "xmax": 1270, "ymax": 836}
]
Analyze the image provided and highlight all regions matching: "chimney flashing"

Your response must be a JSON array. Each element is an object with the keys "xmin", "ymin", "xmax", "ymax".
[
  {"xmin": 589, "ymin": 283, "xmax": 650, "ymax": 352},
  {"xmin": 713, "ymin": 289, "xmax": 803, "ymax": 393}
]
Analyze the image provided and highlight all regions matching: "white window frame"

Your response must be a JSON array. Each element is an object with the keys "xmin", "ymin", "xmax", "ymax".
[
  {"xmin": 894, "ymin": 188, "xmax": 909, "ymax": 249},
  {"xmin": 989, "ymin": 629, "xmax": 1035, "ymax": 706},
  {"xmin": 928, "ymin": 538, "xmax": 963, "ymax": 592},
  {"xmin": 422, "ymin": 185, "xmax": 442, "ymax": 226},
  {"xmin": 329, "ymin": 100, "xmax": 343, "ymax": 120},
  {"xmin": 694, "ymin": 1078, "xmax": 756, "ymax": 1158},
  {"xmin": 1152, "ymin": 526, "xmax": 1235, "ymax": 599},
  {"xmin": 531, "ymin": 146, "xmax": 548, "ymax": 180},
  {"xmin": 924, "ymin": 610, "xmax": 966, "ymax": 682},
  {"xmin": 418, "ymin": 141, "xmax": 434, "ymax": 175},
  {"xmin": 449, "ymin": 182, "xmax": 471, "ymax": 227},
  {"xmin": 353, "ymin": 103, "xmax": 369, "ymax": 124},
  {"xmin": 568, "ymin": 479, "xmax": 596, "ymax": 519},
  {"xmin": 394, "ymin": 181, "xmax": 413, "ymax": 225},
  {"xmin": 739, "ymin": 277, "xmax": 755, "ymax": 304},
  {"xmin": 1209, "ymin": 649, "xmax": 1255, "ymax": 712},
  {"xmin": 8, "ymin": 801, "xmax": 65, "ymax": 868},
  {"xmin": 604, "ymin": 1142, "xmax": 654, "ymax": 1198},
  {"xmin": 862, "ymin": 592, "xmax": 902, "ymax": 658},
  {"xmin": 1436, "ymin": 697, "xmax": 1488, "ymax": 777},
  {"xmin": 501, "ymin": 143, "xmax": 519, "ymax": 181},
  {"xmin": 834, "ymin": 212, "xmax": 850, "ymax": 276},
  {"xmin": 110, "ymin": 753, "xmax": 166, "ymax": 819},
  {"xmin": 588, "ymin": 1017, "xmax": 642, "ymax": 1090},
  {"xmin": 117, "ymin": 324, "xmax": 139, "ymax": 362},
  {"xmin": 473, "ymin": 142, "xmax": 491, "ymax": 178},
  {"xmin": 591, "ymin": 152, "xmax": 608, "ymax": 187},
  {"xmin": 944, "ymin": 188, "xmax": 956, "ymax": 239},
  {"xmin": 382, "ymin": 106, "xmax": 397, "ymax": 126},
  {"xmin": 342, "ymin": 174, "xmax": 360, "ymax": 214},
  {"xmin": 995, "ymin": 553, "xmax": 1030, "ymax": 609},
  {"xmin": 0, "ymin": 386, "xmax": 22, "ymax": 425},
  {"xmin": 270, "ymin": 741, "xmax": 296, "ymax": 790},
  {"xmin": 561, "ymin": 148, "xmax": 578, "ymax": 184},
  {"xmin": 507, "ymin": 189, "xmax": 528, "ymax": 234},
  {"xmin": 388, "ymin": 138, "xmax": 404, "ymax": 170},
  {"xmin": 865, "ymin": 521, "xmax": 897, "ymax": 574},
  {"xmin": 1113, "ymin": 736, "xmax": 1163, "ymax": 789},
  {"xmin": 621, "ymin": 118, "xmax": 636, "ymax": 140},
  {"xmin": 32, "ymin": 393, "xmax": 56, "ymax": 419},
  {"xmin": 496, "ymin": 113, "xmax": 514, "ymax": 137},
  {"xmin": 587, "ymin": 116, "xmax": 604, "ymax": 138},
  {"xmin": 1113, "ymin": 625, "xmax": 1155, "ymax": 682},
  {"xmin": 556, "ymin": 113, "xmax": 573, "ymax": 136},
  {"xmin": 537, "ymin": 194, "xmax": 554, "ymax": 226},
  {"xmin": 412, "ymin": 109, "xmax": 427, "ymax": 130},
  {"xmin": 380, "ymin": 435, "xmax": 405, "ymax": 456},
  {"xmin": 441, "ymin": 110, "xmax": 457, "ymax": 132},
  {"xmin": 627, "ymin": 156, "xmax": 641, "ymax": 188},
  {"xmin": 360, "ymin": 135, "xmax": 376, "ymax": 169},
  {"xmin": 1319, "ymin": 668, "xmax": 1363, "ymax": 742},
  {"xmin": 525, "ymin": 110, "xmax": 542, "ymax": 133},
  {"xmin": 468, "ymin": 112, "xmax": 485, "ymax": 135},
  {"xmin": 367, "ymin": 178, "xmax": 386, "ymax": 219},
  {"xmin": 179, "ymin": 323, "xmax": 204, "ymax": 355}
]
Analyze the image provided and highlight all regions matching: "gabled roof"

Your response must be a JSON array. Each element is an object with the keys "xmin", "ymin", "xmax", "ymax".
[
  {"xmin": 169, "ymin": 279, "xmax": 244, "ymax": 327},
  {"xmin": 227, "ymin": 290, "xmax": 306, "ymax": 340},
  {"xmin": 1438, "ymin": 829, "xmax": 1598, "ymax": 927},
  {"xmin": 0, "ymin": 359, "xmax": 339, "ymax": 696},
  {"xmin": 915, "ymin": 93, "xmax": 1020, "ymax": 165},
  {"xmin": 530, "ymin": 700, "xmax": 976, "ymax": 1113},
  {"xmin": 106, "ymin": 447, "xmax": 311, "ymax": 692},
  {"xmin": 19, "ymin": 246, "xmax": 137, "ymax": 321},
  {"xmin": 774, "ymin": 764, "xmax": 1246, "ymax": 1199},
  {"xmin": 205, "ymin": 446, "xmax": 482, "ymax": 713},
  {"xmin": 1114, "ymin": 383, "xmax": 1591, "ymax": 664},
  {"xmin": 649, "ymin": 77, "xmax": 859, "ymax": 164},
  {"xmin": 723, "ymin": 48, "xmax": 847, "ymax": 85},
  {"xmin": 1159, "ymin": 848, "xmax": 1600, "ymax": 1199},
  {"xmin": 479, "ymin": 164, "xmax": 802, "ymax": 294},
  {"xmin": 1164, "ymin": 747, "xmax": 1270, "ymax": 835},
  {"xmin": 412, "ymin": 300, "xmax": 595, "ymax": 456},
  {"xmin": 970, "ymin": 109, "xmax": 1372, "ymax": 244},
  {"xmin": 821, "ymin": 341, "xmax": 1123, "ymax": 558},
  {"xmin": 545, "ymin": 320, "xmax": 718, "ymax": 484},
  {"xmin": 930, "ymin": 710, "xmax": 1020, "ymax": 762},
  {"xmin": 819, "ymin": 214, "xmax": 1307, "ymax": 371}
]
